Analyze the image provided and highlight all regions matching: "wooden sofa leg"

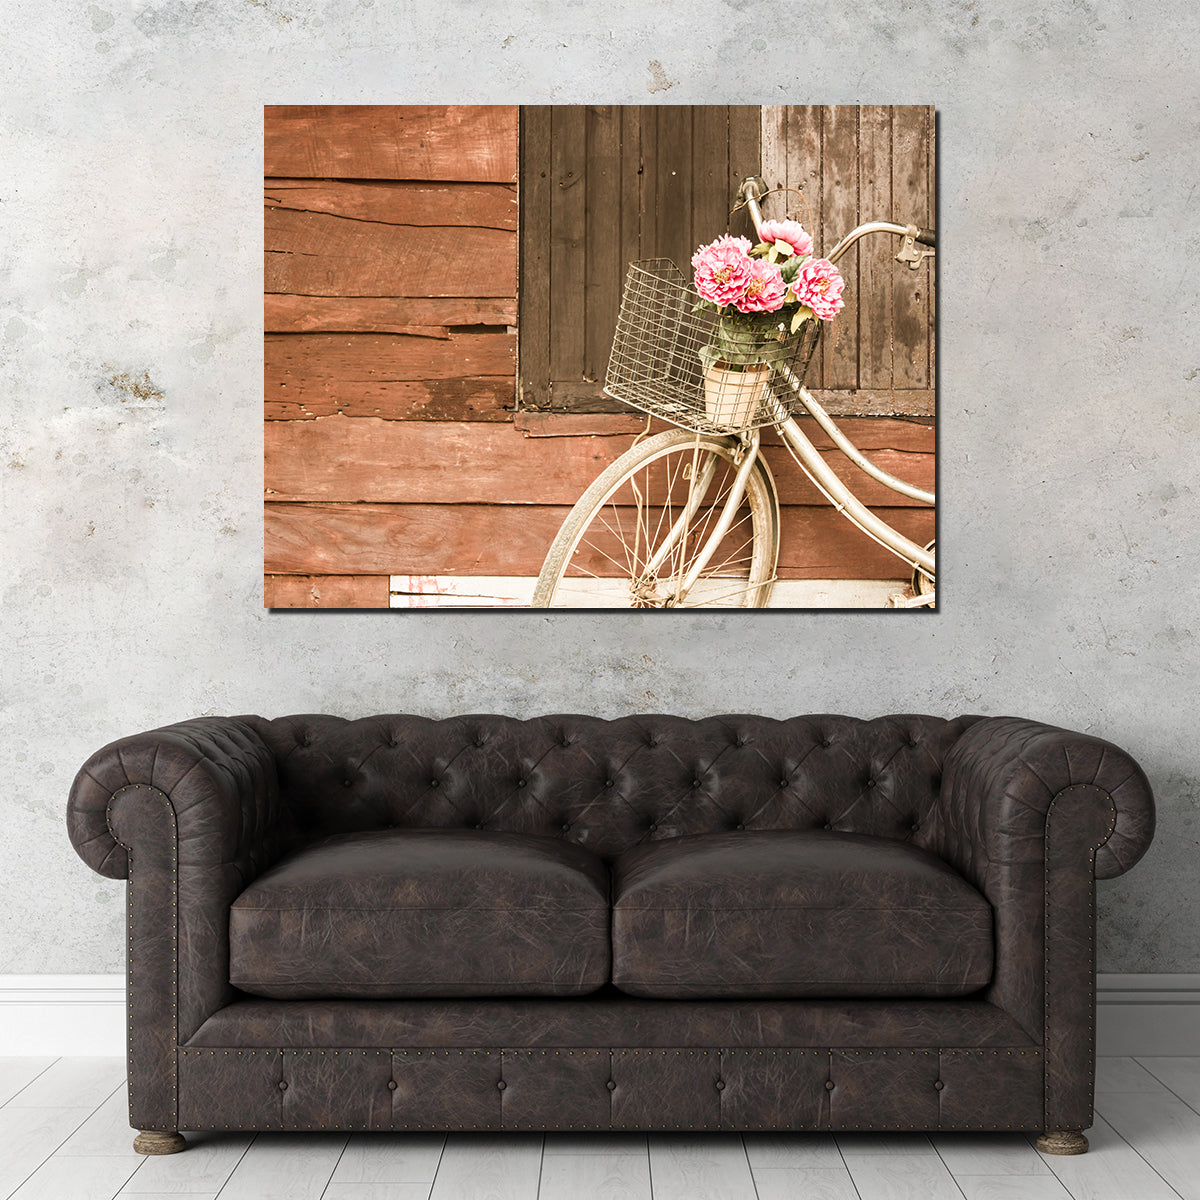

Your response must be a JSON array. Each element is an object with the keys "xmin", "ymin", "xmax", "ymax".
[
  {"xmin": 1036, "ymin": 1130, "xmax": 1089, "ymax": 1155},
  {"xmin": 133, "ymin": 1130, "xmax": 187, "ymax": 1155}
]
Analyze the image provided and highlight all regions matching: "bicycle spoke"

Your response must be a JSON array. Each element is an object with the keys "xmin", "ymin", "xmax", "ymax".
[
  {"xmin": 608, "ymin": 498, "xmax": 640, "ymax": 578},
  {"xmin": 698, "ymin": 527, "xmax": 757, "ymax": 575},
  {"xmin": 676, "ymin": 576, "xmax": 775, "ymax": 608},
  {"xmin": 575, "ymin": 522, "xmax": 643, "ymax": 577}
]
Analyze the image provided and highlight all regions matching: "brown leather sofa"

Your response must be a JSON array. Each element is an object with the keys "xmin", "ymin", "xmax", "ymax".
[{"xmin": 66, "ymin": 713, "xmax": 1155, "ymax": 1156}]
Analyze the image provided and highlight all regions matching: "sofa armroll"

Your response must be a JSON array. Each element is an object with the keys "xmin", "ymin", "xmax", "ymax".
[
  {"xmin": 66, "ymin": 717, "xmax": 294, "ymax": 1131},
  {"xmin": 67, "ymin": 716, "xmax": 292, "ymax": 882},
  {"xmin": 934, "ymin": 716, "xmax": 1155, "ymax": 885},
  {"xmin": 934, "ymin": 715, "xmax": 1155, "ymax": 1132}
]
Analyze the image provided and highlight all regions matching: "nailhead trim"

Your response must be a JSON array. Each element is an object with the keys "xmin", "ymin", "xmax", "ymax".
[
  {"xmin": 107, "ymin": 784, "xmax": 178, "ymax": 1135},
  {"xmin": 1043, "ymin": 784, "xmax": 1117, "ymax": 1131}
]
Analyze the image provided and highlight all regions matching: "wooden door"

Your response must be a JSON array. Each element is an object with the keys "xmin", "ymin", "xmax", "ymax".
[{"xmin": 519, "ymin": 106, "xmax": 762, "ymax": 411}]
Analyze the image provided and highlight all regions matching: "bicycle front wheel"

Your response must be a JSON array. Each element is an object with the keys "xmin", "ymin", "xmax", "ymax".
[{"xmin": 531, "ymin": 429, "xmax": 780, "ymax": 608}]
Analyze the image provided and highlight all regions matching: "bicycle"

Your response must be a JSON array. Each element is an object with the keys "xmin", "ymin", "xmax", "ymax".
[{"xmin": 530, "ymin": 176, "xmax": 936, "ymax": 610}]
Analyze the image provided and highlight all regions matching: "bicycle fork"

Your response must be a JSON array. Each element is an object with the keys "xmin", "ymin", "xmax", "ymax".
[{"xmin": 638, "ymin": 429, "xmax": 764, "ymax": 606}]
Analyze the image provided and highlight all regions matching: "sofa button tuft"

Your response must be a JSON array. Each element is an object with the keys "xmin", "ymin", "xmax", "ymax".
[
  {"xmin": 934, "ymin": 1080, "xmax": 944, "ymax": 1091},
  {"xmin": 278, "ymin": 1081, "xmax": 288, "ymax": 1091},
  {"xmin": 517, "ymin": 779, "xmax": 527, "ymax": 788},
  {"xmin": 866, "ymin": 778, "xmax": 876, "ymax": 788},
  {"xmin": 429, "ymin": 779, "xmax": 440, "ymax": 788},
  {"xmin": 825, "ymin": 1080, "xmax": 835, "ymax": 1091},
  {"xmin": 561, "ymin": 822, "xmax": 571, "ymax": 832},
  {"xmin": 606, "ymin": 1080, "xmax": 617, "ymax": 1091},
  {"xmin": 715, "ymin": 1080, "xmax": 725, "ymax": 1091},
  {"xmin": 823, "ymin": 823, "xmax": 833, "ymax": 831},
  {"xmin": 343, "ymin": 779, "xmax": 353, "ymax": 788},
  {"xmin": 605, "ymin": 779, "xmax": 614, "ymax": 788},
  {"xmin": 780, "ymin": 778, "xmax": 789, "ymax": 788},
  {"xmin": 735, "ymin": 823, "xmax": 745, "ymax": 831},
  {"xmin": 692, "ymin": 779, "xmax": 702, "ymax": 789},
  {"xmin": 648, "ymin": 823, "xmax": 658, "ymax": 833},
  {"xmin": 496, "ymin": 1081, "xmax": 507, "ymax": 1091},
  {"xmin": 387, "ymin": 1080, "xmax": 398, "ymax": 1091}
]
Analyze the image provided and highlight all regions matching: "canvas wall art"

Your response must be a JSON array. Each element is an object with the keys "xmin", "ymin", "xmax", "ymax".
[{"xmin": 264, "ymin": 105, "xmax": 935, "ymax": 609}]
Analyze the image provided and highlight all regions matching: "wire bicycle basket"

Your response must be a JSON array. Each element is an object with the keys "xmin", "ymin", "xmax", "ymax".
[{"xmin": 603, "ymin": 259, "xmax": 822, "ymax": 435}]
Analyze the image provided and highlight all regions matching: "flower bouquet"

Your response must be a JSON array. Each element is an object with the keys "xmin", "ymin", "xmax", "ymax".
[{"xmin": 692, "ymin": 220, "xmax": 844, "ymax": 429}]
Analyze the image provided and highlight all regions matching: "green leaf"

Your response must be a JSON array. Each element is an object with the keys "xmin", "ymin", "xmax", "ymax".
[
  {"xmin": 698, "ymin": 313, "xmax": 795, "ymax": 371},
  {"xmin": 790, "ymin": 307, "xmax": 813, "ymax": 334}
]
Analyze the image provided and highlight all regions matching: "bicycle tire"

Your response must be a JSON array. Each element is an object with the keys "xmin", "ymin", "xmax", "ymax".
[
  {"xmin": 531, "ymin": 429, "xmax": 780, "ymax": 608},
  {"xmin": 912, "ymin": 539, "xmax": 936, "ymax": 598}
]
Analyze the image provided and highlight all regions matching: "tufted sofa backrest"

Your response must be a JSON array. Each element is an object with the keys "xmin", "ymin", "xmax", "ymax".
[{"xmin": 244, "ymin": 714, "xmax": 982, "ymax": 861}]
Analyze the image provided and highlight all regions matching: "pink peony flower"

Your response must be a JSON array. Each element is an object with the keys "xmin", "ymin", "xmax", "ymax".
[
  {"xmin": 733, "ymin": 258, "xmax": 786, "ymax": 313},
  {"xmin": 790, "ymin": 258, "xmax": 845, "ymax": 320},
  {"xmin": 758, "ymin": 219, "xmax": 814, "ymax": 258},
  {"xmin": 692, "ymin": 235, "xmax": 754, "ymax": 307},
  {"xmin": 692, "ymin": 233, "xmax": 752, "ymax": 265}
]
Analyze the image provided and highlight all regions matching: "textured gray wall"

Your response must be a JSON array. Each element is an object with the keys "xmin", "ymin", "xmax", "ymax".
[{"xmin": 2, "ymin": 1, "xmax": 1196, "ymax": 975}]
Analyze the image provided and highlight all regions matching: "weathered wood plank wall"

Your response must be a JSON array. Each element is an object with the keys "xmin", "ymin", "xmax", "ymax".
[
  {"xmin": 264, "ymin": 414, "xmax": 933, "ymax": 580},
  {"xmin": 264, "ymin": 106, "xmax": 935, "ymax": 608},
  {"xmin": 264, "ymin": 105, "xmax": 519, "ymax": 604},
  {"xmin": 520, "ymin": 105, "xmax": 761, "ymax": 412},
  {"xmin": 760, "ymin": 105, "xmax": 935, "ymax": 416}
]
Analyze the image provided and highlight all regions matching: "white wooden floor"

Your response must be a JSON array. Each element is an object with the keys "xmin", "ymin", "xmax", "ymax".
[{"xmin": 2, "ymin": 1056, "xmax": 1198, "ymax": 1199}]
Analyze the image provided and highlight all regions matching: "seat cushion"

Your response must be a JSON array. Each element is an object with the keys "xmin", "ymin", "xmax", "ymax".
[
  {"xmin": 611, "ymin": 831, "xmax": 992, "ymax": 999},
  {"xmin": 230, "ymin": 829, "xmax": 611, "ymax": 999}
]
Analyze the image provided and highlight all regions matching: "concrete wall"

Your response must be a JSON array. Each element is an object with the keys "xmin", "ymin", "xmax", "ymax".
[{"xmin": 2, "ymin": 0, "xmax": 1196, "ymax": 975}]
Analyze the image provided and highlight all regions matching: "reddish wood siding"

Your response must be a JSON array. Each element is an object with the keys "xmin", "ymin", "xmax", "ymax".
[
  {"xmin": 265, "ymin": 332, "xmax": 516, "ymax": 420},
  {"xmin": 264, "ymin": 416, "xmax": 933, "ymax": 581},
  {"xmin": 264, "ymin": 105, "xmax": 521, "ymax": 603},
  {"xmin": 264, "ymin": 575, "xmax": 391, "ymax": 609},
  {"xmin": 264, "ymin": 295, "xmax": 518, "ymax": 336},
  {"xmin": 265, "ymin": 417, "xmax": 932, "ymax": 510},
  {"xmin": 266, "ymin": 501, "xmax": 931, "ymax": 581},
  {"xmin": 264, "ymin": 106, "xmax": 517, "ymax": 181}
]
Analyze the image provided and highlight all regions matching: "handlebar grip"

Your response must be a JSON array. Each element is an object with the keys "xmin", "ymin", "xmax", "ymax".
[{"xmin": 915, "ymin": 228, "xmax": 936, "ymax": 248}]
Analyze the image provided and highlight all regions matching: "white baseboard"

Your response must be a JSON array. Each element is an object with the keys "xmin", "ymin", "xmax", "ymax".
[
  {"xmin": 0, "ymin": 976, "xmax": 126, "ymax": 1055},
  {"xmin": 1, "ymin": 974, "xmax": 1196, "ymax": 1058}
]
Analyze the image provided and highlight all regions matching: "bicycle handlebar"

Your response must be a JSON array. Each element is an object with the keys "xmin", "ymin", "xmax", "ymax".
[{"xmin": 738, "ymin": 177, "xmax": 934, "ymax": 263}]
